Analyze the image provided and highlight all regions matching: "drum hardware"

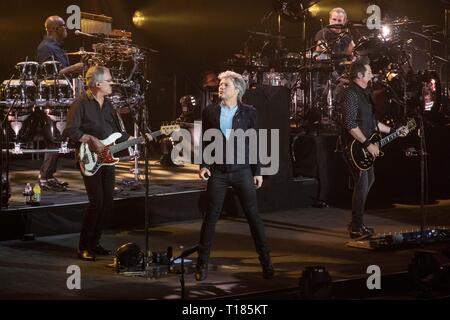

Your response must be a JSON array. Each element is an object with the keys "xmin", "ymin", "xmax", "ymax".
[{"xmin": 2, "ymin": 144, "xmax": 75, "ymax": 155}]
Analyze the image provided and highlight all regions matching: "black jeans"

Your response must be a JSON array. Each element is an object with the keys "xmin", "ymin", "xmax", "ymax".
[
  {"xmin": 39, "ymin": 152, "xmax": 58, "ymax": 179},
  {"xmin": 197, "ymin": 168, "xmax": 270, "ymax": 265},
  {"xmin": 79, "ymin": 165, "xmax": 115, "ymax": 250},
  {"xmin": 343, "ymin": 155, "xmax": 375, "ymax": 228}
]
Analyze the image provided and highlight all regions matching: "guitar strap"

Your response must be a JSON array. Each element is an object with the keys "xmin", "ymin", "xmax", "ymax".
[{"xmin": 367, "ymin": 90, "xmax": 380, "ymax": 135}]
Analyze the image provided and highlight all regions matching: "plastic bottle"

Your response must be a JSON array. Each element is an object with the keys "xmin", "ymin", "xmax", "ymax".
[
  {"xmin": 32, "ymin": 184, "xmax": 41, "ymax": 203},
  {"xmin": 24, "ymin": 183, "xmax": 32, "ymax": 195}
]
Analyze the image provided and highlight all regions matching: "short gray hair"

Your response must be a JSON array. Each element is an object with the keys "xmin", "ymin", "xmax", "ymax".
[
  {"xmin": 329, "ymin": 7, "xmax": 347, "ymax": 21},
  {"xmin": 218, "ymin": 70, "xmax": 246, "ymax": 101},
  {"xmin": 85, "ymin": 66, "xmax": 109, "ymax": 88}
]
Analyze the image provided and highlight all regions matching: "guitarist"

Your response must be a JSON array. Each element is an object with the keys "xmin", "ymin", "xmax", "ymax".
[
  {"xmin": 341, "ymin": 58, "xmax": 408, "ymax": 238},
  {"xmin": 63, "ymin": 66, "xmax": 132, "ymax": 261}
]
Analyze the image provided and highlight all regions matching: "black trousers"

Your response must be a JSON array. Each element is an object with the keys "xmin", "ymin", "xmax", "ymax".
[
  {"xmin": 197, "ymin": 168, "xmax": 270, "ymax": 264},
  {"xmin": 39, "ymin": 152, "xmax": 59, "ymax": 179},
  {"xmin": 343, "ymin": 155, "xmax": 375, "ymax": 228},
  {"xmin": 79, "ymin": 165, "xmax": 115, "ymax": 250}
]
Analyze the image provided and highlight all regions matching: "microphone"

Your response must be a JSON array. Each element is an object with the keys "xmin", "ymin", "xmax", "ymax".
[
  {"xmin": 74, "ymin": 30, "xmax": 103, "ymax": 38},
  {"xmin": 372, "ymin": 75, "xmax": 381, "ymax": 83}
]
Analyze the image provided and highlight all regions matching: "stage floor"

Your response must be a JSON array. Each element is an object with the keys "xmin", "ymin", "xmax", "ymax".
[
  {"xmin": 4, "ymin": 157, "xmax": 207, "ymax": 210},
  {"xmin": 1, "ymin": 201, "xmax": 450, "ymax": 299}
]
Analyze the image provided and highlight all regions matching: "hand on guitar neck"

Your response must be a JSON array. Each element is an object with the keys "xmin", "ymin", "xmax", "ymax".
[{"xmin": 365, "ymin": 125, "xmax": 409, "ymax": 158}]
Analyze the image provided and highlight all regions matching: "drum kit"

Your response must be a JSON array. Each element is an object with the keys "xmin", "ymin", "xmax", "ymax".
[
  {"xmin": 223, "ymin": 4, "xmax": 449, "ymax": 133},
  {"xmin": 0, "ymin": 58, "xmax": 73, "ymax": 154},
  {"xmin": 0, "ymin": 35, "xmax": 147, "ymax": 155}
]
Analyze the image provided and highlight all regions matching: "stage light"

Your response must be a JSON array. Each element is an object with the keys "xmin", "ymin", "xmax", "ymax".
[
  {"xmin": 133, "ymin": 10, "xmax": 146, "ymax": 28},
  {"xmin": 116, "ymin": 242, "xmax": 144, "ymax": 270},
  {"xmin": 298, "ymin": 266, "xmax": 332, "ymax": 299},
  {"xmin": 381, "ymin": 25, "xmax": 391, "ymax": 39},
  {"xmin": 308, "ymin": 5, "xmax": 320, "ymax": 17}
]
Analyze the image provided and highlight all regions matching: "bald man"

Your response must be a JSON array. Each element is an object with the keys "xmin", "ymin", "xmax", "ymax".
[
  {"xmin": 37, "ymin": 16, "xmax": 84, "ymax": 75},
  {"xmin": 36, "ymin": 16, "xmax": 84, "ymax": 191}
]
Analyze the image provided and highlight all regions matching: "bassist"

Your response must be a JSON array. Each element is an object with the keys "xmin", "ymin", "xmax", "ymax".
[
  {"xmin": 63, "ymin": 66, "xmax": 130, "ymax": 261},
  {"xmin": 341, "ymin": 58, "xmax": 408, "ymax": 238}
]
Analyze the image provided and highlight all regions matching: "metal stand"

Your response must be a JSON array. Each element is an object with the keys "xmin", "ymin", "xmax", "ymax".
[
  {"xmin": 0, "ymin": 96, "xmax": 19, "ymax": 208},
  {"xmin": 417, "ymin": 113, "xmax": 429, "ymax": 243}
]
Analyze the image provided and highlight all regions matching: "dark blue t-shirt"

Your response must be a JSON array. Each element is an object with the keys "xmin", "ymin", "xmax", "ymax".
[{"xmin": 36, "ymin": 37, "xmax": 70, "ymax": 68}]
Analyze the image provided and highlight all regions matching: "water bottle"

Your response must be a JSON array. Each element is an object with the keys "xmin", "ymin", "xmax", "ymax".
[{"xmin": 32, "ymin": 184, "xmax": 41, "ymax": 203}]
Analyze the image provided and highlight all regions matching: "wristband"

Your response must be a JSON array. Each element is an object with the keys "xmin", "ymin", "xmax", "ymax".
[{"xmin": 362, "ymin": 139, "xmax": 371, "ymax": 148}]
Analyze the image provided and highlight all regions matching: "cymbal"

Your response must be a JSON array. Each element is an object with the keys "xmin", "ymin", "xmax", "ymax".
[
  {"xmin": 383, "ymin": 18, "xmax": 421, "ymax": 26},
  {"xmin": 410, "ymin": 31, "xmax": 443, "ymax": 44},
  {"xmin": 233, "ymin": 53, "xmax": 247, "ymax": 59},
  {"xmin": 247, "ymin": 30, "xmax": 286, "ymax": 39},
  {"xmin": 66, "ymin": 50, "xmax": 99, "ymax": 56},
  {"xmin": 433, "ymin": 55, "xmax": 449, "ymax": 63},
  {"xmin": 326, "ymin": 24, "xmax": 347, "ymax": 29},
  {"xmin": 325, "ymin": 23, "xmax": 365, "ymax": 30}
]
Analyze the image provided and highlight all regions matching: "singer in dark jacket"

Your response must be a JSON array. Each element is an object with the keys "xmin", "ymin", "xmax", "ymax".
[{"xmin": 195, "ymin": 70, "xmax": 274, "ymax": 281}]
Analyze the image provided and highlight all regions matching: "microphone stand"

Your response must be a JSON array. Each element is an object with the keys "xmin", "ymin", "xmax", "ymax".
[
  {"xmin": 139, "ymin": 55, "xmax": 152, "ymax": 274},
  {"xmin": 417, "ymin": 111, "xmax": 429, "ymax": 245},
  {"xmin": 1, "ymin": 95, "xmax": 19, "ymax": 208},
  {"xmin": 172, "ymin": 245, "xmax": 199, "ymax": 300}
]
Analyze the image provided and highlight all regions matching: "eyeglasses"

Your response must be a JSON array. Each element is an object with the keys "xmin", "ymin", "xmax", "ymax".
[{"xmin": 102, "ymin": 79, "xmax": 114, "ymax": 84}]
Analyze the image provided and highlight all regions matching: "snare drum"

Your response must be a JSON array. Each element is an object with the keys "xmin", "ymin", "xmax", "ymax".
[
  {"xmin": 40, "ymin": 79, "xmax": 74, "ymax": 107},
  {"xmin": 15, "ymin": 61, "xmax": 40, "ymax": 81},
  {"xmin": 41, "ymin": 60, "xmax": 61, "ymax": 79},
  {"xmin": 0, "ymin": 79, "xmax": 36, "ymax": 109}
]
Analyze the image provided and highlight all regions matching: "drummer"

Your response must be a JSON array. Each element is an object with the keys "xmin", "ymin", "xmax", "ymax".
[
  {"xmin": 314, "ymin": 7, "xmax": 355, "ymax": 58},
  {"xmin": 36, "ymin": 15, "xmax": 84, "ymax": 192}
]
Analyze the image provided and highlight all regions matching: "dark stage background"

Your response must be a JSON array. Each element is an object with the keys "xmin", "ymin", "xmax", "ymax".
[{"xmin": 0, "ymin": 0, "xmax": 447, "ymax": 128}]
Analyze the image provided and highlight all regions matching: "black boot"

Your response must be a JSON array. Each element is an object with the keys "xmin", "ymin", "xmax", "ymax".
[
  {"xmin": 348, "ymin": 223, "xmax": 375, "ymax": 239},
  {"xmin": 259, "ymin": 256, "xmax": 274, "ymax": 279},
  {"xmin": 195, "ymin": 263, "xmax": 208, "ymax": 281}
]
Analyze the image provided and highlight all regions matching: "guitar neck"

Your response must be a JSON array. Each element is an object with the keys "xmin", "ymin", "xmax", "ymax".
[
  {"xmin": 109, "ymin": 130, "xmax": 161, "ymax": 154},
  {"xmin": 379, "ymin": 130, "xmax": 400, "ymax": 148}
]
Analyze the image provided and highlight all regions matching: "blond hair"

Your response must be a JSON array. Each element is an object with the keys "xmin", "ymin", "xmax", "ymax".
[{"xmin": 329, "ymin": 7, "xmax": 347, "ymax": 21}]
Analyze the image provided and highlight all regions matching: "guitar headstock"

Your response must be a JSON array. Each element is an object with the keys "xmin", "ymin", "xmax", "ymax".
[{"xmin": 160, "ymin": 123, "xmax": 181, "ymax": 136}]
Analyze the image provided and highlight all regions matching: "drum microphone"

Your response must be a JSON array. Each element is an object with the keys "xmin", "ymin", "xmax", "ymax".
[{"xmin": 74, "ymin": 30, "xmax": 104, "ymax": 38}]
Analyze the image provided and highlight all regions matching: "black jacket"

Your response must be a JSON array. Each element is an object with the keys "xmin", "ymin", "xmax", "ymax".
[{"xmin": 200, "ymin": 101, "xmax": 261, "ymax": 176}]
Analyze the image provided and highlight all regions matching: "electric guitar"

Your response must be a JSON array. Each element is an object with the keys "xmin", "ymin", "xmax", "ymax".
[
  {"xmin": 344, "ymin": 119, "xmax": 416, "ymax": 171},
  {"xmin": 78, "ymin": 124, "xmax": 180, "ymax": 176}
]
